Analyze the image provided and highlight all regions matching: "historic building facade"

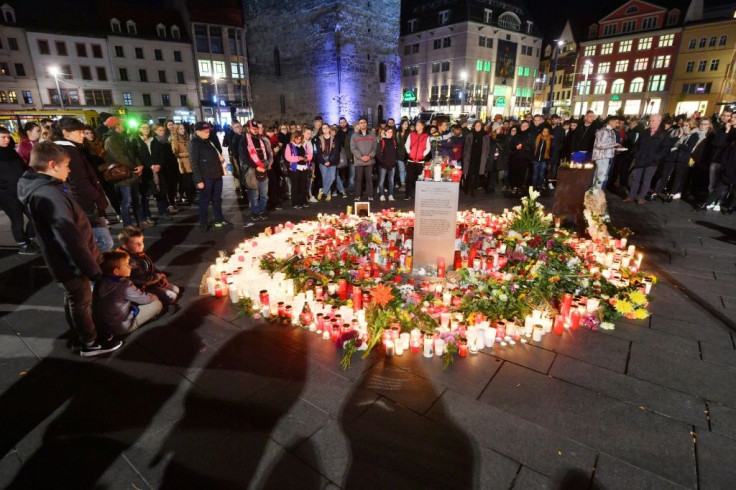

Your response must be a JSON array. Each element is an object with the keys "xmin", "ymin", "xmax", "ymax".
[
  {"xmin": 535, "ymin": 21, "xmax": 578, "ymax": 117},
  {"xmin": 244, "ymin": 0, "xmax": 401, "ymax": 124}
]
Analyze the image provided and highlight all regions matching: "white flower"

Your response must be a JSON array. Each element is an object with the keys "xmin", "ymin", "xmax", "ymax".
[
  {"xmin": 600, "ymin": 321, "xmax": 615, "ymax": 330},
  {"xmin": 528, "ymin": 187, "xmax": 540, "ymax": 201},
  {"xmin": 513, "ymin": 205, "xmax": 522, "ymax": 213}
]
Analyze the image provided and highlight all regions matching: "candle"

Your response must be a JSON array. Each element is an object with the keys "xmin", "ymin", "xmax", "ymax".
[
  {"xmin": 433, "ymin": 338, "xmax": 445, "ymax": 356},
  {"xmin": 532, "ymin": 325, "xmax": 543, "ymax": 342},
  {"xmin": 437, "ymin": 258, "xmax": 446, "ymax": 278},
  {"xmin": 476, "ymin": 327, "xmax": 485, "ymax": 349},
  {"xmin": 570, "ymin": 310, "xmax": 581, "ymax": 330},
  {"xmin": 400, "ymin": 332, "xmax": 410, "ymax": 350},
  {"xmin": 586, "ymin": 298, "xmax": 600, "ymax": 313},
  {"xmin": 394, "ymin": 340, "xmax": 404, "ymax": 356},
  {"xmin": 458, "ymin": 339, "xmax": 468, "ymax": 357},
  {"xmin": 423, "ymin": 333, "xmax": 434, "ymax": 358},
  {"xmin": 206, "ymin": 277, "xmax": 216, "ymax": 296},
  {"xmin": 554, "ymin": 315, "xmax": 565, "ymax": 336},
  {"xmin": 410, "ymin": 341, "xmax": 421, "ymax": 354},
  {"xmin": 228, "ymin": 284, "xmax": 238, "ymax": 303},
  {"xmin": 353, "ymin": 287, "xmax": 362, "ymax": 311},
  {"xmin": 385, "ymin": 340, "xmax": 395, "ymax": 357},
  {"xmin": 442, "ymin": 292, "xmax": 452, "ymax": 306},
  {"xmin": 561, "ymin": 293, "xmax": 573, "ymax": 318}
]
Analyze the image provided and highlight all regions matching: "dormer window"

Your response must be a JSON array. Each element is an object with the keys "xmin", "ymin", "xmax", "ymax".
[
  {"xmin": 171, "ymin": 25, "xmax": 180, "ymax": 39},
  {"xmin": 484, "ymin": 9, "xmax": 492, "ymax": 24},
  {"xmin": 156, "ymin": 23, "xmax": 166, "ymax": 38},
  {"xmin": 111, "ymin": 18, "xmax": 121, "ymax": 33},
  {"xmin": 1, "ymin": 4, "xmax": 15, "ymax": 24},
  {"xmin": 625, "ymin": 6, "xmax": 639, "ymax": 14},
  {"xmin": 126, "ymin": 20, "xmax": 136, "ymax": 35},
  {"xmin": 438, "ymin": 10, "xmax": 450, "ymax": 25},
  {"xmin": 408, "ymin": 18, "xmax": 417, "ymax": 33},
  {"xmin": 498, "ymin": 12, "xmax": 521, "ymax": 31},
  {"xmin": 667, "ymin": 11, "xmax": 679, "ymax": 25}
]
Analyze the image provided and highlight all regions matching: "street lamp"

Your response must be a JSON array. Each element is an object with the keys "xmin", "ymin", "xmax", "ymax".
[
  {"xmin": 48, "ymin": 65, "xmax": 63, "ymax": 110},
  {"xmin": 547, "ymin": 39, "xmax": 564, "ymax": 115},
  {"xmin": 460, "ymin": 70, "xmax": 467, "ymax": 114}
]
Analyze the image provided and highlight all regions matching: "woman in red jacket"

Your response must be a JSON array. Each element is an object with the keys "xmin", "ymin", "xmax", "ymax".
[{"xmin": 16, "ymin": 122, "xmax": 41, "ymax": 166}]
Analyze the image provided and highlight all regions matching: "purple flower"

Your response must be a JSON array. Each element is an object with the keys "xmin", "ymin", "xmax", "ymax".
[
  {"xmin": 546, "ymin": 239, "xmax": 555, "ymax": 250},
  {"xmin": 510, "ymin": 284, "xmax": 517, "ymax": 292},
  {"xmin": 539, "ymin": 252, "xmax": 548, "ymax": 263}
]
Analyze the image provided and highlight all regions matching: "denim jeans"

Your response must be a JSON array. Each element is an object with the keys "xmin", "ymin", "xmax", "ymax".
[
  {"xmin": 397, "ymin": 160, "xmax": 406, "ymax": 185},
  {"xmin": 377, "ymin": 167, "xmax": 395, "ymax": 196},
  {"xmin": 115, "ymin": 184, "xmax": 142, "ymax": 227},
  {"xmin": 532, "ymin": 160, "xmax": 548, "ymax": 188},
  {"xmin": 93, "ymin": 226, "xmax": 115, "ymax": 252},
  {"xmin": 320, "ymin": 164, "xmax": 344, "ymax": 195},
  {"xmin": 248, "ymin": 177, "xmax": 268, "ymax": 216},
  {"xmin": 198, "ymin": 177, "xmax": 225, "ymax": 226}
]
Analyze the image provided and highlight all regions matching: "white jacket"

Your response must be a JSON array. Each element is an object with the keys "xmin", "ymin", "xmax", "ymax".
[{"xmin": 592, "ymin": 126, "xmax": 618, "ymax": 160}]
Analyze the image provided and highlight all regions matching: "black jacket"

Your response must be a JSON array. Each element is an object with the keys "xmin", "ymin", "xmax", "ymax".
[
  {"xmin": 238, "ymin": 133, "xmax": 269, "ymax": 171},
  {"xmin": 315, "ymin": 136, "xmax": 342, "ymax": 167},
  {"xmin": 0, "ymin": 145, "xmax": 24, "ymax": 195},
  {"xmin": 54, "ymin": 140, "xmax": 106, "ymax": 219},
  {"xmin": 633, "ymin": 128, "xmax": 671, "ymax": 168},
  {"xmin": 17, "ymin": 172, "xmax": 101, "ymax": 282},
  {"xmin": 189, "ymin": 135, "xmax": 224, "ymax": 184},
  {"xmin": 571, "ymin": 122, "xmax": 598, "ymax": 153}
]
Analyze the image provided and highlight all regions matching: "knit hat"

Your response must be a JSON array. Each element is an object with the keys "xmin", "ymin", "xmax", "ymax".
[{"xmin": 104, "ymin": 116, "xmax": 122, "ymax": 128}]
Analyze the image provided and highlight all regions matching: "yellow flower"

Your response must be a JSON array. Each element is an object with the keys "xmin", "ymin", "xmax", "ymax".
[
  {"xmin": 628, "ymin": 291, "xmax": 647, "ymax": 305},
  {"xmin": 633, "ymin": 308, "xmax": 649, "ymax": 320},
  {"xmin": 615, "ymin": 300, "xmax": 634, "ymax": 315}
]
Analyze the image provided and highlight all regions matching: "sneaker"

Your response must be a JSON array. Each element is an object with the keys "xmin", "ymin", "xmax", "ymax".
[
  {"xmin": 340, "ymin": 192, "xmax": 348, "ymax": 198},
  {"xmin": 302, "ymin": 203, "xmax": 310, "ymax": 208},
  {"xmin": 325, "ymin": 194, "xmax": 332, "ymax": 202},
  {"xmin": 388, "ymin": 195, "xmax": 395, "ymax": 201},
  {"xmin": 18, "ymin": 242, "xmax": 40, "ymax": 255},
  {"xmin": 79, "ymin": 336, "xmax": 123, "ymax": 358},
  {"xmin": 404, "ymin": 195, "xmax": 412, "ymax": 200},
  {"xmin": 368, "ymin": 197, "xmax": 374, "ymax": 201},
  {"xmin": 213, "ymin": 220, "xmax": 232, "ymax": 228},
  {"xmin": 243, "ymin": 222, "xmax": 255, "ymax": 228},
  {"xmin": 548, "ymin": 182, "xmax": 555, "ymax": 190},
  {"xmin": 379, "ymin": 195, "xmax": 386, "ymax": 202},
  {"xmin": 309, "ymin": 196, "xmax": 318, "ymax": 203},
  {"xmin": 142, "ymin": 218, "xmax": 156, "ymax": 225},
  {"xmin": 167, "ymin": 206, "xmax": 179, "ymax": 214},
  {"xmin": 706, "ymin": 203, "xmax": 716, "ymax": 210},
  {"xmin": 637, "ymin": 199, "xmax": 645, "ymax": 205},
  {"xmin": 140, "ymin": 220, "xmax": 154, "ymax": 228},
  {"xmin": 399, "ymin": 184, "xmax": 406, "ymax": 191},
  {"xmin": 713, "ymin": 204, "xmax": 721, "ymax": 212},
  {"xmin": 274, "ymin": 205, "xmax": 284, "ymax": 210},
  {"xmin": 331, "ymin": 192, "xmax": 337, "ymax": 197},
  {"xmin": 671, "ymin": 193, "xmax": 681, "ymax": 200},
  {"xmin": 623, "ymin": 198, "xmax": 634, "ymax": 203},
  {"xmin": 292, "ymin": 204, "xmax": 302, "ymax": 209},
  {"xmin": 317, "ymin": 190, "xmax": 323, "ymax": 201}
]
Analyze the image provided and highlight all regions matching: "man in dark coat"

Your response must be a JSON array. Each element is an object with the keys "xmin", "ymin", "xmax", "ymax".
[
  {"xmin": 624, "ymin": 114, "xmax": 671, "ymax": 205},
  {"xmin": 190, "ymin": 121, "xmax": 228, "ymax": 231}
]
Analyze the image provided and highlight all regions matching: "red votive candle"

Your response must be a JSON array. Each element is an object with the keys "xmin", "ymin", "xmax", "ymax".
[
  {"xmin": 561, "ymin": 293, "xmax": 573, "ymax": 318},
  {"xmin": 353, "ymin": 287, "xmax": 362, "ymax": 311},
  {"xmin": 458, "ymin": 340, "xmax": 468, "ymax": 357},
  {"xmin": 554, "ymin": 315, "xmax": 565, "ymax": 336},
  {"xmin": 570, "ymin": 310, "xmax": 581, "ymax": 330}
]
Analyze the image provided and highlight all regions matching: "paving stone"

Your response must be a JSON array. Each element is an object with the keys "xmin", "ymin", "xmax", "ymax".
[
  {"xmin": 94, "ymin": 455, "xmax": 152, "ymax": 490},
  {"xmin": 475, "ymin": 446, "xmax": 520, "ymax": 489},
  {"xmin": 293, "ymin": 419, "xmax": 352, "ymax": 486},
  {"xmin": 594, "ymin": 453, "xmax": 689, "ymax": 490},
  {"xmin": 696, "ymin": 430, "xmax": 736, "ymax": 489},
  {"xmin": 708, "ymin": 403, "xmax": 736, "ymax": 441},
  {"xmin": 513, "ymin": 466, "xmax": 554, "ymax": 489},
  {"xmin": 535, "ymin": 328, "xmax": 630, "ymax": 372},
  {"xmin": 601, "ymin": 320, "xmax": 701, "ymax": 359},
  {"xmin": 481, "ymin": 363, "xmax": 696, "ymax": 487},
  {"xmin": 649, "ymin": 315, "xmax": 732, "ymax": 345},
  {"xmin": 699, "ymin": 341, "xmax": 736, "ymax": 369},
  {"xmin": 428, "ymin": 389, "xmax": 597, "ymax": 479},
  {"xmin": 628, "ymin": 342, "xmax": 736, "ymax": 408},
  {"xmin": 300, "ymin": 364, "xmax": 378, "ymax": 420},
  {"xmin": 342, "ymin": 397, "xmax": 476, "ymax": 488},
  {"xmin": 387, "ymin": 349, "xmax": 502, "ymax": 399},
  {"xmin": 488, "ymin": 341, "xmax": 557, "ymax": 374},
  {"xmin": 360, "ymin": 362, "xmax": 443, "ymax": 414},
  {"xmin": 550, "ymin": 355, "xmax": 706, "ymax": 428},
  {"xmin": 0, "ymin": 452, "xmax": 22, "ymax": 488}
]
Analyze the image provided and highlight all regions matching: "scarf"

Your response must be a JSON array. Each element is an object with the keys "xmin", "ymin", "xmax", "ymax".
[
  {"xmin": 154, "ymin": 134, "xmax": 168, "ymax": 145},
  {"xmin": 246, "ymin": 133, "xmax": 266, "ymax": 169}
]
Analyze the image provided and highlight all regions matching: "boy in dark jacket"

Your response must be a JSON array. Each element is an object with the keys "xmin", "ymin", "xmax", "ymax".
[
  {"xmin": 93, "ymin": 250, "xmax": 162, "ymax": 336},
  {"xmin": 118, "ymin": 226, "xmax": 179, "ymax": 305},
  {"xmin": 17, "ymin": 142, "xmax": 122, "ymax": 357}
]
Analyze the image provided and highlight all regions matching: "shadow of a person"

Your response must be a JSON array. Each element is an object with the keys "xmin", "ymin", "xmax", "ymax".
[
  {"xmin": 157, "ymin": 320, "xmax": 317, "ymax": 489},
  {"xmin": 1, "ymin": 300, "xmax": 210, "ymax": 489}
]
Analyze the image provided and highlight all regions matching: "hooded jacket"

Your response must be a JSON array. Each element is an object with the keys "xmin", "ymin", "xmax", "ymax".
[
  {"xmin": 92, "ymin": 274, "xmax": 158, "ymax": 335},
  {"xmin": 17, "ymin": 171, "xmax": 101, "ymax": 282}
]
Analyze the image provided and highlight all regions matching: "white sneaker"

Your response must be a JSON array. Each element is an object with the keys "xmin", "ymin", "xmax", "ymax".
[
  {"xmin": 706, "ymin": 203, "xmax": 716, "ymax": 210},
  {"xmin": 548, "ymin": 182, "xmax": 555, "ymax": 190},
  {"xmin": 379, "ymin": 195, "xmax": 386, "ymax": 202},
  {"xmin": 309, "ymin": 196, "xmax": 318, "ymax": 203},
  {"xmin": 671, "ymin": 193, "xmax": 681, "ymax": 200},
  {"xmin": 713, "ymin": 204, "xmax": 721, "ymax": 212},
  {"xmin": 388, "ymin": 195, "xmax": 395, "ymax": 201}
]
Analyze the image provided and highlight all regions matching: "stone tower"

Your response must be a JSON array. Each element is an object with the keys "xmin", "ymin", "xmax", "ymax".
[{"xmin": 244, "ymin": 0, "xmax": 401, "ymax": 125}]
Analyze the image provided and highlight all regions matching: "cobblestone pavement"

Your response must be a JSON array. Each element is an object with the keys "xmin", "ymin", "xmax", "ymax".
[{"xmin": 0, "ymin": 178, "xmax": 734, "ymax": 489}]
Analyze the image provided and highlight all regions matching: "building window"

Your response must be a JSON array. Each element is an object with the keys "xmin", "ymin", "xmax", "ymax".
[
  {"xmin": 438, "ymin": 10, "xmax": 450, "ymax": 25},
  {"xmin": 597, "ymin": 62, "xmax": 610, "ymax": 74},
  {"xmin": 154, "ymin": 49, "xmax": 163, "ymax": 61},
  {"xmin": 611, "ymin": 78, "xmax": 625, "ymax": 94},
  {"xmin": 667, "ymin": 12, "xmax": 678, "ymax": 25},
  {"xmin": 209, "ymin": 26, "xmax": 223, "ymax": 54},
  {"xmin": 638, "ymin": 37, "xmax": 652, "ymax": 50},
  {"xmin": 180, "ymin": 94, "xmax": 187, "ymax": 106},
  {"xmin": 115, "ymin": 45, "xmax": 124, "ymax": 57},
  {"xmin": 22, "ymin": 91, "xmax": 32, "ymax": 104},
  {"xmin": 407, "ymin": 19, "xmax": 417, "ymax": 33},
  {"xmin": 719, "ymin": 35, "xmax": 727, "ymax": 46},
  {"xmin": 37, "ymin": 40, "xmax": 50, "ymax": 55},
  {"xmin": 0, "ymin": 62, "xmax": 8, "ymax": 75},
  {"xmin": 126, "ymin": 20, "xmax": 136, "ymax": 35},
  {"xmin": 213, "ymin": 61, "xmax": 225, "ymax": 76},
  {"xmin": 615, "ymin": 60, "xmax": 629, "ymax": 72},
  {"xmin": 157, "ymin": 24, "xmax": 166, "ymax": 38},
  {"xmin": 647, "ymin": 74, "xmax": 667, "ymax": 91},
  {"xmin": 2, "ymin": 6, "xmax": 15, "ymax": 24},
  {"xmin": 601, "ymin": 43, "xmax": 613, "ymax": 55},
  {"xmin": 698, "ymin": 60, "xmax": 706, "ymax": 71},
  {"xmin": 688, "ymin": 39, "xmax": 696, "ymax": 49},
  {"xmin": 641, "ymin": 17, "xmax": 657, "ymax": 30},
  {"xmin": 123, "ymin": 92, "xmax": 132, "ymax": 106},
  {"xmin": 195, "ymin": 25, "xmax": 208, "ymax": 52},
  {"xmin": 682, "ymin": 82, "xmax": 712, "ymax": 94},
  {"xmin": 162, "ymin": 94, "xmax": 170, "ymax": 106},
  {"xmin": 80, "ymin": 66, "xmax": 92, "ymax": 80},
  {"xmin": 378, "ymin": 62, "xmax": 386, "ymax": 83},
  {"xmin": 176, "ymin": 71, "xmax": 185, "ymax": 84},
  {"xmin": 14, "ymin": 63, "xmax": 25, "ymax": 77},
  {"xmin": 443, "ymin": 37, "xmax": 451, "ymax": 48},
  {"xmin": 119, "ymin": 68, "xmax": 128, "ymax": 81},
  {"xmin": 579, "ymin": 80, "xmax": 591, "ymax": 95},
  {"xmin": 619, "ymin": 40, "xmax": 632, "ymax": 53},
  {"xmin": 498, "ymin": 12, "xmax": 520, "ymax": 31},
  {"xmin": 404, "ymin": 45, "xmax": 411, "ymax": 55},
  {"xmin": 86, "ymin": 90, "xmax": 111, "ymax": 106},
  {"xmin": 630, "ymin": 77, "xmax": 644, "ymax": 92},
  {"xmin": 584, "ymin": 45, "xmax": 596, "ymax": 56},
  {"xmin": 659, "ymin": 34, "xmax": 674, "ymax": 47},
  {"xmin": 61, "ymin": 64, "xmax": 72, "ymax": 79},
  {"xmin": 653, "ymin": 55, "xmax": 671, "ymax": 68},
  {"xmin": 92, "ymin": 44, "xmax": 102, "ymax": 58},
  {"xmin": 431, "ymin": 62, "xmax": 440, "ymax": 74},
  {"xmin": 0, "ymin": 91, "xmax": 6, "ymax": 103},
  {"xmin": 708, "ymin": 37, "xmax": 716, "ymax": 47},
  {"xmin": 142, "ymin": 93, "xmax": 151, "ymax": 106},
  {"xmin": 594, "ymin": 80, "xmax": 607, "ymax": 94},
  {"xmin": 75, "ymin": 43, "xmax": 87, "ymax": 57},
  {"xmin": 135, "ymin": 47, "xmax": 144, "ymax": 59},
  {"xmin": 199, "ymin": 60, "xmax": 211, "ymax": 75},
  {"xmin": 174, "ymin": 50, "xmax": 182, "ymax": 62},
  {"xmin": 274, "ymin": 48, "xmax": 281, "ymax": 77},
  {"xmin": 412, "ymin": 43, "xmax": 419, "ymax": 53},
  {"xmin": 441, "ymin": 61, "xmax": 450, "ymax": 72},
  {"xmin": 603, "ymin": 24, "xmax": 616, "ymax": 36},
  {"xmin": 49, "ymin": 88, "xmax": 79, "ymax": 106},
  {"xmin": 8, "ymin": 37, "xmax": 18, "ymax": 50},
  {"xmin": 158, "ymin": 70, "xmax": 166, "ymax": 83},
  {"xmin": 484, "ymin": 9, "xmax": 492, "ymax": 24},
  {"xmin": 685, "ymin": 61, "xmax": 694, "ymax": 72},
  {"xmin": 139, "ymin": 69, "xmax": 148, "ymax": 82},
  {"xmin": 171, "ymin": 26, "xmax": 180, "ymax": 40},
  {"xmin": 710, "ymin": 59, "xmax": 720, "ymax": 71},
  {"xmin": 699, "ymin": 37, "xmax": 706, "ymax": 48},
  {"xmin": 96, "ymin": 67, "xmax": 107, "ymax": 81},
  {"xmin": 633, "ymin": 58, "xmax": 648, "ymax": 71},
  {"xmin": 622, "ymin": 20, "xmax": 636, "ymax": 33},
  {"xmin": 479, "ymin": 36, "xmax": 486, "ymax": 47},
  {"xmin": 433, "ymin": 39, "xmax": 441, "ymax": 50},
  {"xmin": 111, "ymin": 18, "xmax": 121, "ymax": 33}
]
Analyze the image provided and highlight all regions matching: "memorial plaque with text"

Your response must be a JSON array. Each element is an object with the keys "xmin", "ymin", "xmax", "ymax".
[{"xmin": 413, "ymin": 181, "xmax": 459, "ymax": 272}]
